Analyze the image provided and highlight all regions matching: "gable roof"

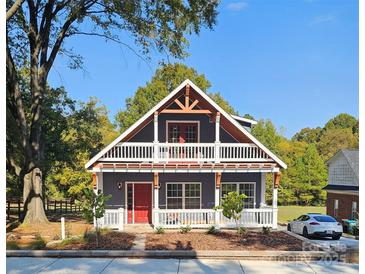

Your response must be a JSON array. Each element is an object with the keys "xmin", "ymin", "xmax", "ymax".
[
  {"xmin": 328, "ymin": 149, "xmax": 359, "ymax": 178},
  {"xmin": 85, "ymin": 79, "xmax": 287, "ymax": 169}
]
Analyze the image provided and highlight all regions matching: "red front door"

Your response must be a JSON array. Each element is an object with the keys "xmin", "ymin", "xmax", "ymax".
[{"xmin": 133, "ymin": 184, "xmax": 152, "ymax": 223}]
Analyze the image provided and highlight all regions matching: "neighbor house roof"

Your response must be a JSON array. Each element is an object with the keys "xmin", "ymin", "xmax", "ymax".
[
  {"xmin": 85, "ymin": 79, "xmax": 287, "ymax": 169},
  {"xmin": 327, "ymin": 149, "xmax": 359, "ymax": 178},
  {"xmin": 322, "ymin": 184, "xmax": 359, "ymax": 191}
]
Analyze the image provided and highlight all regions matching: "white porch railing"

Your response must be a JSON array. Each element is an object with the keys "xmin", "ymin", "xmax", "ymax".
[
  {"xmin": 153, "ymin": 208, "xmax": 277, "ymax": 229},
  {"xmin": 100, "ymin": 142, "xmax": 271, "ymax": 163},
  {"xmin": 96, "ymin": 208, "xmax": 277, "ymax": 230},
  {"xmin": 219, "ymin": 207, "xmax": 275, "ymax": 228},
  {"xmin": 154, "ymin": 209, "xmax": 216, "ymax": 228},
  {"xmin": 95, "ymin": 208, "xmax": 124, "ymax": 230}
]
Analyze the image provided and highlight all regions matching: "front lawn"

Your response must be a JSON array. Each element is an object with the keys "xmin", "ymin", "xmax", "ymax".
[
  {"xmin": 146, "ymin": 230, "xmax": 303, "ymax": 251},
  {"xmin": 278, "ymin": 206, "xmax": 326, "ymax": 224}
]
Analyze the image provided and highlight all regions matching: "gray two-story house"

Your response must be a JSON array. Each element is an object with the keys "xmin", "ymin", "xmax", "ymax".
[{"xmin": 85, "ymin": 79, "xmax": 287, "ymax": 230}]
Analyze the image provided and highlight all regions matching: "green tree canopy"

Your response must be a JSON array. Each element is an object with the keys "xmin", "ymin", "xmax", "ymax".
[
  {"xmin": 115, "ymin": 63, "xmax": 238, "ymax": 132},
  {"xmin": 292, "ymin": 127, "xmax": 322, "ymax": 144},
  {"xmin": 323, "ymin": 113, "xmax": 358, "ymax": 131},
  {"xmin": 293, "ymin": 144, "xmax": 328, "ymax": 205},
  {"xmin": 317, "ymin": 128, "xmax": 359, "ymax": 161},
  {"xmin": 251, "ymin": 119, "xmax": 282, "ymax": 155}
]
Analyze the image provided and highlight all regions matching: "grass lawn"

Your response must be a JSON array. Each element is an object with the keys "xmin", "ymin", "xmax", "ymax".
[{"xmin": 278, "ymin": 206, "xmax": 326, "ymax": 224}]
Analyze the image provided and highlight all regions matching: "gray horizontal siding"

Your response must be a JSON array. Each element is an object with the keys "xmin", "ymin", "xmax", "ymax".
[{"xmin": 103, "ymin": 172, "xmax": 263, "ymax": 209}]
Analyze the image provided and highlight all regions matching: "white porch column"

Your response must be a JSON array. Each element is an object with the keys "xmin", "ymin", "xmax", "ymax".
[
  {"xmin": 214, "ymin": 173, "xmax": 221, "ymax": 227},
  {"xmin": 153, "ymin": 172, "xmax": 159, "ymax": 226},
  {"xmin": 97, "ymin": 172, "xmax": 103, "ymax": 192},
  {"xmin": 214, "ymin": 112, "xmax": 221, "ymax": 163},
  {"xmin": 260, "ymin": 173, "xmax": 266, "ymax": 207},
  {"xmin": 153, "ymin": 111, "xmax": 159, "ymax": 163},
  {"xmin": 272, "ymin": 172, "xmax": 280, "ymax": 229}
]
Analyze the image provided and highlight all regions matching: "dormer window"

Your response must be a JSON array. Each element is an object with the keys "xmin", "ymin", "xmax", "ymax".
[{"xmin": 167, "ymin": 121, "xmax": 199, "ymax": 143}]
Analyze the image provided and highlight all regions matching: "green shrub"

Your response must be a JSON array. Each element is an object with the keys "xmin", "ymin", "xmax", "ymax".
[
  {"xmin": 180, "ymin": 225, "xmax": 191, "ymax": 234},
  {"xmin": 155, "ymin": 226, "xmax": 165, "ymax": 234},
  {"xmin": 262, "ymin": 226, "xmax": 271, "ymax": 235},
  {"xmin": 83, "ymin": 230, "xmax": 96, "ymax": 243},
  {"xmin": 207, "ymin": 226, "xmax": 218, "ymax": 234},
  {"xmin": 238, "ymin": 227, "xmax": 247, "ymax": 234},
  {"xmin": 352, "ymin": 225, "xmax": 359, "ymax": 236},
  {"xmin": 6, "ymin": 241, "xmax": 20, "ymax": 250},
  {"xmin": 60, "ymin": 236, "xmax": 84, "ymax": 246},
  {"xmin": 29, "ymin": 235, "xmax": 46, "ymax": 250}
]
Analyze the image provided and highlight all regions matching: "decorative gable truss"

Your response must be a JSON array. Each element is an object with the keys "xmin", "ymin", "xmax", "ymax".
[{"xmin": 86, "ymin": 79, "xmax": 287, "ymax": 170}]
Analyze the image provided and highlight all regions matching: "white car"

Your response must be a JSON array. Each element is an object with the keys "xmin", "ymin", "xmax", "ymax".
[{"xmin": 288, "ymin": 213, "xmax": 343, "ymax": 240}]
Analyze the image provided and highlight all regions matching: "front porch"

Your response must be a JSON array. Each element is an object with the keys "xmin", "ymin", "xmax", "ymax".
[{"xmin": 95, "ymin": 170, "xmax": 280, "ymax": 231}]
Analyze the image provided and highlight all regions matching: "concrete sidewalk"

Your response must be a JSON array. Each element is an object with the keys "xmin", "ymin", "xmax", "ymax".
[{"xmin": 6, "ymin": 257, "xmax": 359, "ymax": 274}]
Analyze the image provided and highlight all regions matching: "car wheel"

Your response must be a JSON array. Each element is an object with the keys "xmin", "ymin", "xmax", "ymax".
[
  {"xmin": 332, "ymin": 234, "xmax": 341, "ymax": 240},
  {"xmin": 303, "ymin": 227, "xmax": 309, "ymax": 238},
  {"xmin": 287, "ymin": 224, "xmax": 291, "ymax": 231}
]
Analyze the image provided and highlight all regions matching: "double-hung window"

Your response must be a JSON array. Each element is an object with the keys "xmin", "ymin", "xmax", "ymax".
[
  {"xmin": 221, "ymin": 183, "xmax": 256, "ymax": 208},
  {"xmin": 166, "ymin": 183, "xmax": 201, "ymax": 209}
]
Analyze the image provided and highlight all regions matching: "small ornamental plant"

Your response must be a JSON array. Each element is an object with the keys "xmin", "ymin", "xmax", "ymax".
[
  {"xmin": 262, "ymin": 226, "xmax": 271, "ymax": 235},
  {"xmin": 155, "ymin": 226, "xmax": 165, "ymax": 234},
  {"xmin": 207, "ymin": 225, "xmax": 218, "ymax": 234},
  {"xmin": 77, "ymin": 189, "xmax": 111, "ymax": 247},
  {"xmin": 180, "ymin": 225, "xmax": 192, "ymax": 234},
  {"xmin": 238, "ymin": 227, "xmax": 247, "ymax": 234},
  {"xmin": 214, "ymin": 191, "xmax": 247, "ymax": 233}
]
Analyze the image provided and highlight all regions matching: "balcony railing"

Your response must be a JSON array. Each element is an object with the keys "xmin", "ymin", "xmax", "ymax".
[{"xmin": 100, "ymin": 142, "xmax": 271, "ymax": 163}]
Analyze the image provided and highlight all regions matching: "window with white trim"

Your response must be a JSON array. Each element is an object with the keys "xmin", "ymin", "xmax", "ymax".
[
  {"xmin": 221, "ymin": 183, "xmax": 256, "ymax": 208},
  {"xmin": 166, "ymin": 183, "xmax": 201, "ymax": 209}
]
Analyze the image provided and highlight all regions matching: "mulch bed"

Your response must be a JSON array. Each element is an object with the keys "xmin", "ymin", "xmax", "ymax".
[
  {"xmin": 49, "ymin": 232, "xmax": 135, "ymax": 250},
  {"xmin": 145, "ymin": 231, "xmax": 303, "ymax": 251}
]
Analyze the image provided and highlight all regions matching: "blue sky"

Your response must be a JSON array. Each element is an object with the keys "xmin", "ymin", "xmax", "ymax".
[{"xmin": 48, "ymin": 0, "xmax": 359, "ymax": 138}]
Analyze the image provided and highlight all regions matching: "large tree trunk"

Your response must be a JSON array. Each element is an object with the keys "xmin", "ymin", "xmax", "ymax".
[{"xmin": 22, "ymin": 167, "xmax": 48, "ymax": 224}]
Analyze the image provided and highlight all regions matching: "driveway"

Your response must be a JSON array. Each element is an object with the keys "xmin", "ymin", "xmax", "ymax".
[
  {"xmin": 309, "ymin": 236, "xmax": 359, "ymax": 250},
  {"xmin": 6, "ymin": 257, "xmax": 359, "ymax": 274}
]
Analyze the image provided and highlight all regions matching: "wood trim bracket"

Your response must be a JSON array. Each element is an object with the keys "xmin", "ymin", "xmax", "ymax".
[
  {"xmin": 154, "ymin": 172, "xmax": 159, "ymax": 189},
  {"xmin": 274, "ymin": 172, "xmax": 281, "ymax": 188},
  {"xmin": 216, "ymin": 172, "xmax": 222, "ymax": 189}
]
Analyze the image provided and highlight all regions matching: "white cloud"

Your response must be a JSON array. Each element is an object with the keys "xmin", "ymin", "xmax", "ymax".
[
  {"xmin": 309, "ymin": 14, "xmax": 335, "ymax": 26},
  {"xmin": 226, "ymin": 1, "xmax": 248, "ymax": 12}
]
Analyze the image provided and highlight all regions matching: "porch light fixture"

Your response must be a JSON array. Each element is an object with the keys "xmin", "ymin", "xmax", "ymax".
[{"xmin": 117, "ymin": 182, "xmax": 122, "ymax": 190}]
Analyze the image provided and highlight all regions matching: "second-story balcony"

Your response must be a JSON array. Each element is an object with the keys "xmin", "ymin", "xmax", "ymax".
[{"xmin": 99, "ymin": 142, "xmax": 272, "ymax": 163}]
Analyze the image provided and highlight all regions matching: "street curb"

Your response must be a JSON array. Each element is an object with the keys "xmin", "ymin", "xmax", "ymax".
[{"xmin": 6, "ymin": 249, "xmax": 331, "ymax": 261}]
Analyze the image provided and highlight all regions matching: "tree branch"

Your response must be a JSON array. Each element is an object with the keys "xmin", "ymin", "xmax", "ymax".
[
  {"xmin": 6, "ymin": 0, "xmax": 25, "ymax": 21},
  {"xmin": 71, "ymin": 31, "xmax": 152, "ymax": 70},
  {"xmin": 6, "ymin": 45, "xmax": 32, "ymax": 167}
]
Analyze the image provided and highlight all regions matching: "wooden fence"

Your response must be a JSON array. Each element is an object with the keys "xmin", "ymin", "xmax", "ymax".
[{"xmin": 6, "ymin": 197, "xmax": 82, "ymax": 220}]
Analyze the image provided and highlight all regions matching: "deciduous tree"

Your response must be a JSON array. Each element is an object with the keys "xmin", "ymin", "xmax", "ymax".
[
  {"xmin": 115, "ymin": 63, "xmax": 238, "ymax": 132},
  {"xmin": 7, "ymin": 0, "xmax": 219, "ymax": 223}
]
